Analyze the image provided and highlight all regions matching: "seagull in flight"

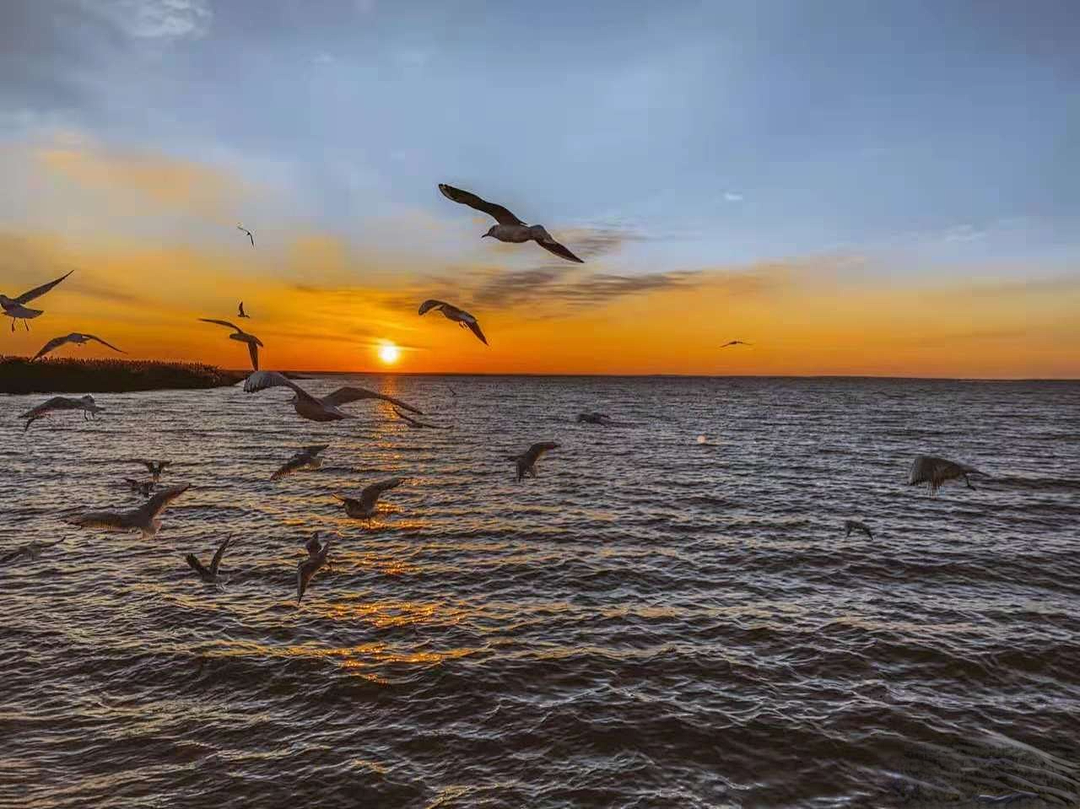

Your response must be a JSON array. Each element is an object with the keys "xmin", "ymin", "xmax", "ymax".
[
  {"xmin": 21, "ymin": 395, "xmax": 102, "ymax": 432},
  {"xmin": 237, "ymin": 224, "xmax": 255, "ymax": 247},
  {"xmin": 576, "ymin": 412, "xmax": 632, "ymax": 426},
  {"xmin": 1, "ymin": 270, "xmax": 73, "ymax": 332},
  {"xmin": 844, "ymin": 520, "xmax": 874, "ymax": 540},
  {"xmin": 438, "ymin": 183, "xmax": 583, "ymax": 263},
  {"xmin": 238, "ymin": 301, "xmax": 250, "ymax": 319},
  {"xmin": 198, "ymin": 319, "xmax": 263, "ymax": 371},
  {"xmin": 1, "ymin": 537, "xmax": 66, "ymax": 566},
  {"xmin": 297, "ymin": 533, "xmax": 331, "ymax": 605},
  {"xmin": 70, "ymin": 483, "xmax": 190, "ymax": 538},
  {"xmin": 721, "ymin": 340, "xmax": 752, "ymax": 348},
  {"xmin": 135, "ymin": 459, "xmax": 172, "ymax": 481},
  {"xmin": 418, "ymin": 299, "xmax": 488, "ymax": 345},
  {"xmin": 393, "ymin": 407, "xmax": 446, "ymax": 429},
  {"xmin": 333, "ymin": 477, "xmax": 407, "ymax": 519},
  {"xmin": 124, "ymin": 478, "xmax": 156, "ymax": 497},
  {"xmin": 32, "ymin": 332, "xmax": 125, "ymax": 362},
  {"xmin": 243, "ymin": 371, "xmax": 424, "ymax": 422},
  {"xmin": 271, "ymin": 444, "xmax": 329, "ymax": 481},
  {"xmin": 908, "ymin": 455, "xmax": 988, "ymax": 496},
  {"xmin": 511, "ymin": 442, "xmax": 559, "ymax": 482},
  {"xmin": 186, "ymin": 536, "xmax": 233, "ymax": 589}
]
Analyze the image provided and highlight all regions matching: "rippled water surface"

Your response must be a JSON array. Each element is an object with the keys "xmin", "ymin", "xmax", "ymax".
[{"xmin": 3, "ymin": 376, "xmax": 1079, "ymax": 808}]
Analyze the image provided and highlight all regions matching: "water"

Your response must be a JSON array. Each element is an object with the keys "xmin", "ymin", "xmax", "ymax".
[{"xmin": 3, "ymin": 376, "xmax": 1079, "ymax": 808}]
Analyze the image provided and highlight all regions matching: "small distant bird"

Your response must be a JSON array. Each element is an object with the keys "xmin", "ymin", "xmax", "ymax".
[
  {"xmin": 198, "ymin": 319, "xmax": 263, "ymax": 371},
  {"xmin": 418, "ymin": 299, "xmax": 488, "ymax": 345},
  {"xmin": 243, "ymin": 371, "xmax": 424, "ymax": 422},
  {"xmin": 333, "ymin": 477, "xmax": 407, "ymax": 519},
  {"xmin": 136, "ymin": 459, "xmax": 172, "ymax": 481},
  {"xmin": 438, "ymin": 183, "xmax": 583, "ymax": 263},
  {"xmin": 393, "ymin": 408, "xmax": 445, "ymax": 429},
  {"xmin": 297, "ymin": 533, "xmax": 331, "ymax": 605},
  {"xmin": 1, "ymin": 538, "xmax": 65, "ymax": 566},
  {"xmin": 908, "ymin": 455, "xmax": 987, "ymax": 496},
  {"xmin": 237, "ymin": 224, "xmax": 255, "ymax": 247},
  {"xmin": 1, "ymin": 270, "xmax": 73, "ymax": 332},
  {"xmin": 576, "ymin": 412, "xmax": 628, "ymax": 426},
  {"xmin": 124, "ymin": 478, "xmax": 156, "ymax": 497},
  {"xmin": 32, "ymin": 332, "xmax": 125, "ymax": 362},
  {"xmin": 446, "ymin": 384, "xmax": 458, "ymax": 398},
  {"xmin": 721, "ymin": 340, "xmax": 752, "ymax": 348},
  {"xmin": 238, "ymin": 301, "xmax": 250, "ymax": 318},
  {"xmin": 271, "ymin": 444, "xmax": 329, "ymax": 481},
  {"xmin": 186, "ymin": 536, "xmax": 233, "ymax": 589},
  {"xmin": 70, "ymin": 483, "xmax": 190, "ymax": 538},
  {"xmin": 20, "ymin": 394, "xmax": 102, "ymax": 432},
  {"xmin": 511, "ymin": 442, "xmax": 559, "ymax": 482},
  {"xmin": 844, "ymin": 520, "xmax": 874, "ymax": 540}
]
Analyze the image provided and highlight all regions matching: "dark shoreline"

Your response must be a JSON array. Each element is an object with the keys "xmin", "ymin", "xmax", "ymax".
[{"xmin": 0, "ymin": 356, "xmax": 247, "ymax": 394}]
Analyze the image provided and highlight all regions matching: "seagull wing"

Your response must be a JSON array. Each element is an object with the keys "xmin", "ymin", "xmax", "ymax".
[
  {"xmin": 32, "ymin": 334, "xmax": 73, "ymax": 361},
  {"xmin": 198, "ymin": 318, "xmax": 243, "ymax": 333},
  {"xmin": 86, "ymin": 335, "xmax": 125, "ymax": 353},
  {"xmin": 321, "ymin": 386, "xmax": 424, "ymax": 414},
  {"xmin": 14, "ymin": 270, "xmax": 74, "ymax": 304},
  {"xmin": 271, "ymin": 453, "xmax": 307, "ymax": 481},
  {"xmin": 297, "ymin": 554, "xmax": 326, "ymax": 604},
  {"xmin": 464, "ymin": 318, "xmax": 488, "ymax": 345},
  {"xmin": 360, "ymin": 477, "xmax": 405, "ymax": 512},
  {"xmin": 525, "ymin": 442, "xmax": 559, "ymax": 464},
  {"xmin": 438, "ymin": 184, "xmax": 524, "ymax": 225},
  {"xmin": 71, "ymin": 510, "xmax": 126, "ymax": 529},
  {"xmin": 536, "ymin": 237, "xmax": 584, "ymax": 264},
  {"xmin": 209, "ymin": 536, "xmax": 232, "ymax": 576},
  {"xmin": 186, "ymin": 553, "xmax": 209, "ymax": 577},
  {"xmin": 393, "ymin": 407, "xmax": 421, "ymax": 427},
  {"xmin": 242, "ymin": 371, "xmax": 313, "ymax": 400},
  {"xmin": 418, "ymin": 299, "xmax": 450, "ymax": 316},
  {"xmin": 136, "ymin": 483, "xmax": 190, "ymax": 521},
  {"xmin": 247, "ymin": 341, "xmax": 259, "ymax": 371}
]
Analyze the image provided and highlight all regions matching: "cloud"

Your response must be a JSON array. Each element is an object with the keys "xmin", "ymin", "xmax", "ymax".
[
  {"xmin": 80, "ymin": 0, "xmax": 212, "ymax": 40},
  {"xmin": 723, "ymin": 191, "xmax": 744, "ymax": 203}
]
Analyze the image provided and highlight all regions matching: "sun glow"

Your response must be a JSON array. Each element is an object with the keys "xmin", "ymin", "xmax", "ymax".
[{"xmin": 377, "ymin": 342, "xmax": 400, "ymax": 365}]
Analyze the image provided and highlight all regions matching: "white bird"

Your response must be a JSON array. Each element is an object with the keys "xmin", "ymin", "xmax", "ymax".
[
  {"xmin": 1, "ymin": 270, "xmax": 73, "ymax": 332},
  {"xmin": 844, "ymin": 520, "xmax": 873, "ymax": 539},
  {"xmin": 296, "ymin": 533, "xmax": 331, "ymax": 605},
  {"xmin": 238, "ymin": 301, "xmax": 250, "ymax": 318},
  {"xmin": 20, "ymin": 395, "xmax": 103, "ymax": 432},
  {"xmin": 1, "ymin": 538, "xmax": 65, "ymax": 566},
  {"xmin": 511, "ymin": 442, "xmax": 559, "ymax": 482},
  {"xmin": 134, "ymin": 459, "xmax": 172, "ymax": 481},
  {"xmin": 333, "ymin": 477, "xmax": 407, "ymax": 519},
  {"xmin": 418, "ymin": 299, "xmax": 488, "ymax": 345},
  {"xmin": 242, "ymin": 371, "xmax": 424, "ymax": 422},
  {"xmin": 271, "ymin": 444, "xmax": 329, "ymax": 481},
  {"xmin": 32, "ymin": 332, "xmax": 125, "ymax": 361},
  {"xmin": 198, "ymin": 319, "xmax": 263, "ymax": 371},
  {"xmin": 908, "ymin": 455, "xmax": 987, "ymax": 496},
  {"xmin": 186, "ymin": 536, "xmax": 233, "ymax": 589},
  {"xmin": 438, "ymin": 184, "xmax": 584, "ymax": 263},
  {"xmin": 70, "ymin": 483, "xmax": 191, "ymax": 538},
  {"xmin": 237, "ymin": 224, "xmax": 255, "ymax": 247}
]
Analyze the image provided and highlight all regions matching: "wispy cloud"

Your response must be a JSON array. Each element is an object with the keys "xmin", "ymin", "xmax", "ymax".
[
  {"xmin": 81, "ymin": 0, "xmax": 212, "ymax": 40},
  {"xmin": 723, "ymin": 191, "xmax": 744, "ymax": 203}
]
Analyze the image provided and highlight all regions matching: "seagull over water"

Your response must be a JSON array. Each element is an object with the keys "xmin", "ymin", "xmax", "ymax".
[
  {"xmin": 418, "ymin": 299, "xmax": 488, "ymax": 345},
  {"xmin": 721, "ymin": 340, "xmax": 752, "ymax": 348},
  {"xmin": 238, "ymin": 301, "xmax": 250, "ymax": 318},
  {"xmin": 297, "ymin": 533, "xmax": 331, "ymax": 605},
  {"xmin": 1, "ymin": 538, "xmax": 65, "ymax": 566},
  {"xmin": 198, "ymin": 319, "xmax": 263, "ymax": 371},
  {"xmin": 237, "ymin": 224, "xmax": 255, "ymax": 247},
  {"xmin": 438, "ymin": 183, "xmax": 584, "ymax": 263},
  {"xmin": 186, "ymin": 536, "xmax": 233, "ymax": 589},
  {"xmin": 70, "ymin": 483, "xmax": 191, "ymax": 538},
  {"xmin": 1, "ymin": 270, "xmax": 73, "ymax": 332},
  {"xmin": 908, "ymin": 455, "xmax": 988, "ymax": 496},
  {"xmin": 21, "ymin": 395, "xmax": 102, "ymax": 432},
  {"xmin": 135, "ymin": 459, "xmax": 172, "ymax": 481},
  {"xmin": 333, "ymin": 477, "xmax": 407, "ymax": 519},
  {"xmin": 271, "ymin": 444, "xmax": 329, "ymax": 481},
  {"xmin": 844, "ymin": 520, "xmax": 874, "ymax": 539},
  {"xmin": 243, "ymin": 371, "xmax": 424, "ymax": 422},
  {"xmin": 512, "ymin": 442, "xmax": 559, "ymax": 482},
  {"xmin": 32, "ymin": 332, "xmax": 125, "ymax": 361}
]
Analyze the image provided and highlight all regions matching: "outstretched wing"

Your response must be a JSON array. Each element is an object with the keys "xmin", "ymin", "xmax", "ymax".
[
  {"xmin": 321, "ymin": 386, "xmax": 424, "ymax": 414},
  {"xmin": 393, "ymin": 407, "xmax": 421, "ymax": 427},
  {"xmin": 464, "ymin": 319, "xmax": 488, "ymax": 345},
  {"xmin": 360, "ymin": 477, "xmax": 405, "ymax": 512},
  {"xmin": 185, "ymin": 553, "xmax": 209, "ymax": 577},
  {"xmin": 526, "ymin": 442, "xmax": 559, "ymax": 464},
  {"xmin": 86, "ymin": 335, "xmax": 125, "ymax": 354},
  {"xmin": 209, "ymin": 536, "xmax": 232, "ymax": 576},
  {"xmin": 271, "ymin": 454, "xmax": 306, "ymax": 481},
  {"xmin": 14, "ymin": 270, "xmax": 74, "ymax": 304},
  {"xmin": 198, "ymin": 318, "xmax": 242, "ymax": 332},
  {"xmin": 536, "ymin": 237, "xmax": 584, "ymax": 264},
  {"xmin": 137, "ymin": 483, "xmax": 190, "ymax": 521},
  {"xmin": 247, "ymin": 341, "xmax": 259, "ymax": 371},
  {"xmin": 242, "ymin": 371, "xmax": 313, "ymax": 401},
  {"xmin": 438, "ymin": 184, "xmax": 523, "ymax": 225},
  {"xmin": 32, "ymin": 335, "xmax": 73, "ymax": 361},
  {"xmin": 418, "ymin": 299, "xmax": 450, "ymax": 316}
]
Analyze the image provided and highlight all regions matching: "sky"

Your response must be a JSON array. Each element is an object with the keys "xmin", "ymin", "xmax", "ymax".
[{"xmin": 1, "ymin": 0, "xmax": 1077, "ymax": 377}]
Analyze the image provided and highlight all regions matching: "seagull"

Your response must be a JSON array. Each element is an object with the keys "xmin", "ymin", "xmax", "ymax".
[
  {"xmin": 576, "ymin": 412, "xmax": 628, "ymax": 426},
  {"xmin": 446, "ymin": 384, "xmax": 458, "ymax": 397},
  {"xmin": 135, "ymin": 459, "xmax": 172, "ymax": 481},
  {"xmin": 20, "ymin": 395, "xmax": 102, "ymax": 432},
  {"xmin": 721, "ymin": 340, "xmax": 752, "ymax": 348},
  {"xmin": 32, "ymin": 332, "xmax": 125, "ymax": 362},
  {"xmin": 198, "ymin": 319, "xmax": 263, "ymax": 371},
  {"xmin": 438, "ymin": 183, "xmax": 583, "ymax": 263},
  {"xmin": 1, "ymin": 538, "xmax": 65, "ymax": 566},
  {"xmin": 844, "ymin": 520, "xmax": 874, "ymax": 540},
  {"xmin": 393, "ymin": 407, "xmax": 446, "ymax": 429},
  {"xmin": 237, "ymin": 224, "xmax": 255, "ymax": 248},
  {"xmin": 238, "ymin": 301, "xmax": 250, "ymax": 318},
  {"xmin": 186, "ymin": 536, "xmax": 233, "ymax": 589},
  {"xmin": 511, "ymin": 442, "xmax": 559, "ymax": 482},
  {"xmin": 243, "ymin": 371, "xmax": 424, "ymax": 422},
  {"xmin": 333, "ymin": 477, "xmax": 407, "ymax": 519},
  {"xmin": 297, "ymin": 533, "xmax": 331, "ymax": 605},
  {"xmin": 70, "ymin": 483, "xmax": 191, "ymax": 538},
  {"xmin": 1, "ymin": 270, "xmax": 73, "ymax": 332},
  {"xmin": 271, "ymin": 444, "xmax": 329, "ymax": 481},
  {"xmin": 908, "ymin": 455, "xmax": 987, "ymax": 496},
  {"xmin": 418, "ymin": 299, "xmax": 488, "ymax": 345},
  {"xmin": 124, "ymin": 478, "xmax": 156, "ymax": 497}
]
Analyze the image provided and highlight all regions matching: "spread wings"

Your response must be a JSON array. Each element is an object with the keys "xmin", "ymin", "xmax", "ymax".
[
  {"xmin": 14, "ymin": 270, "xmax": 74, "ymax": 304},
  {"xmin": 320, "ymin": 386, "xmax": 424, "ymax": 414},
  {"xmin": 360, "ymin": 477, "xmax": 406, "ymax": 511},
  {"xmin": 438, "ymin": 184, "xmax": 524, "ymax": 226}
]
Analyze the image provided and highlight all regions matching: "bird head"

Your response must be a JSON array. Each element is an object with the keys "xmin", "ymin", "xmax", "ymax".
[{"xmin": 482, "ymin": 225, "xmax": 498, "ymax": 239}]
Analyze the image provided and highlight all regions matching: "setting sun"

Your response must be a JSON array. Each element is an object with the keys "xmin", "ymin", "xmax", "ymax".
[{"xmin": 377, "ymin": 342, "xmax": 401, "ymax": 365}]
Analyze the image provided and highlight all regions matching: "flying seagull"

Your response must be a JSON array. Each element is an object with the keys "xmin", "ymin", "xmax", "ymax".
[
  {"xmin": 1, "ymin": 270, "xmax": 74, "ymax": 332},
  {"xmin": 418, "ymin": 299, "xmax": 488, "ymax": 345},
  {"xmin": 844, "ymin": 520, "xmax": 874, "ymax": 540},
  {"xmin": 333, "ymin": 477, "xmax": 407, "ymax": 519},
  {"xmin": 908, "ymin": 455, "xmax": 987, "ymax": 496},
  {"xmin": 70, "ymin": 483, "xmax": 191, "ymax": 538},
  {"xmin": 135, "ymin": 459, "xmax": 172, "ymax": 481},
  {"xmin": 393, "ymin": 407, "xmax": 446, "ymax": 429},
  {"xmin": 32, "ymin": 332, "xmax": 125, "ymax": 362},
  {"xmin": 243, "ymin": 371, "xmax": 423, "ymax": 422},
  {"xmin": 21, "ymin": 395, "xmax": 102, "ymax": 432},
  {"xmin": 271, "ymin": 444, "xmax": 329, "ymax": 481},
  {"xmin": 576, "ymin": 412, "xmax": 631, "ymax": 426},
  {"xmin": 1, "ymin": 538, "xmax": 65, "ymax": 567},
  {"xmin": 198, "ymin": 319, "xmax": 263, "ymax": 371},
  {"xmin": 721, "ymin": 340, "xmax": 752, "ymax": 348},
  {"xmin": 186, "ymin": 536, "xmax": 233, "ymax": 589},
  {"xmin": 238, "ymin": 301, "xmax": 250, "ymax": 319},
  {"xmin": 297, "ymin": 533, "xmax": 331, "ymax": 605},
  {"xmin": 511, "ymin": 442, "xmax": 559, "ymax": 482},
  {"xmin": 237, "ymin": 224, "xmax": 255, "ymax": 247},
  {"xmin": 438, "ymin": 183, "xmax": 583, "ymax": 263},
  {"xmin": 124, "ymin": 478, "xmax": 156, "ymax": 497}
]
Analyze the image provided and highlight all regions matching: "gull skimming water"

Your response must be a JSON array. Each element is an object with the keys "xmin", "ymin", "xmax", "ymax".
[
  {"xmin": 296, "ymin": 533, "xmax": 331, "ymax": 605},
  {"xmin": 21, "ymin": 395, "xmax": 102, "ymax": 432},
  {"xmin": 186, "ymin": 536, "xmax": 233, "ymax": 590},
  {"xmin": 908, "ymin": 455, "xmax": 987, "ymax": 496},
  {"xmin": 271, "ymin": 445, "xmax": 329, "ymax": 481},
  {"xmin": 70, "ymin": 483, "xmax": 191, "ymax": 538},
  {"xmin": 512, "ymin": 442, "xmax": 559, "ymax": 482},
  {"xmin": 333, "ymin": 477, "xmax": 407, "ymax": 519},
  {"xmin": 1, "ymin": 538, "xmax": 65, "ymax": 566}
]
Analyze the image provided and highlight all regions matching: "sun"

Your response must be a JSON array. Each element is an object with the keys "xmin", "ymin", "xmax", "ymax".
[{"xmin": 377, "ymin": 342, "xmax": 401, "ymax": 365}]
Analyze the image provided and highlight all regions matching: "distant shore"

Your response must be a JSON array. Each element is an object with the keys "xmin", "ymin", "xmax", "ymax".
[{"xmin": 0, "ymin": 356, "xmax": 247, "ymax": 394}]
